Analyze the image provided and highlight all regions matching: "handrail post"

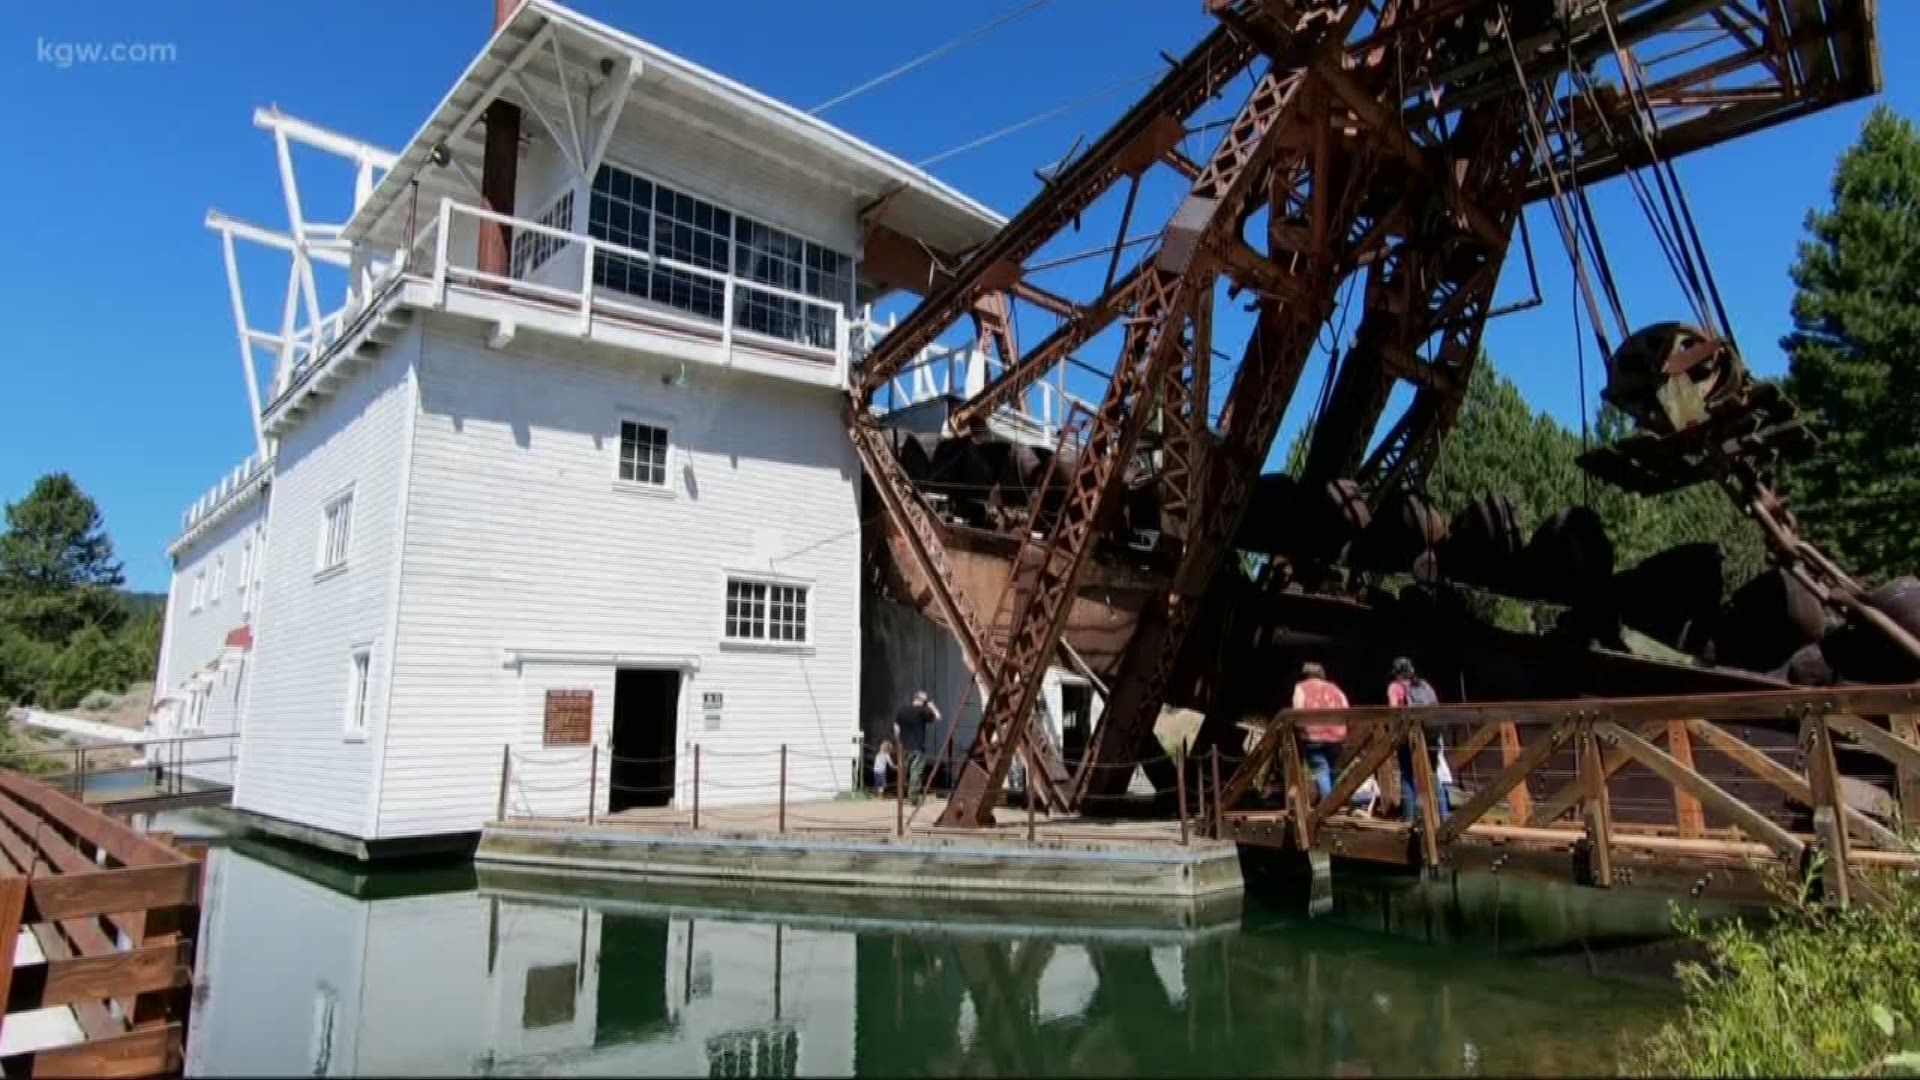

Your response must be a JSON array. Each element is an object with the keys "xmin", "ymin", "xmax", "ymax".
[
  {"xmin": 579, "ymin": 236, "xmax": 597, "ymax": 338},
  {"xmin": 1211, "ymin": 746, "xmax": 1224, "ymax": 841},
  {"xmin": 434, "ymin": 198, "xmax": 453, "ymax": 305},
  {"xmin": 895, "ymin": 744, "xmax": 905, "ymax": 838},
  {"xmin": 496, "ymin": 744, "xmax": 511, "ymax": 822},
  {"xmin": 692, "ymin": 743, "xmax": 702, "ymax": 830},
  {"xmin": 1026, "ymin": 757, "xmax": 1037, "ymax": 845},
  {"xmin": 778, "ymin": 744, "xmax": 788, "ymax": 835},
  {"xmin": 1176, "ymin": 739, "xmax": 1190, "ymax": 846},
  {"xmin": 720, "ymin": 278, "xmax": 735, "ymax": 360},
  {"xmin": 587, "ymin": 744, "xmax": 599, "ymax": 826}
]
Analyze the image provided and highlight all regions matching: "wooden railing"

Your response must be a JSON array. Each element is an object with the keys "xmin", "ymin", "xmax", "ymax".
[
  {"xmin": 1219, "ymin": 685, "xmax": 1920, "ymax": 906},
  {"xmin": 0, "ymin": 769, "xmax": 204, "ymax": 1076}
]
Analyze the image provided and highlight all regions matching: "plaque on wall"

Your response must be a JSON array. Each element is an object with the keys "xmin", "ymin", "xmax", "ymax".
[{"xmin": 544, "ymin": 689, "xmax": 592, "ymax": 746}]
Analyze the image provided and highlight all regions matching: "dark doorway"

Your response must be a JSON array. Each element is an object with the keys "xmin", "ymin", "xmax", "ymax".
[
  {"xmin": 1061, "ymin": 683, "xmax": 1094, "ymax": 773},
  {"xmin": 611, "ymin": 669, "xmax": 680, "ymax": 812}
]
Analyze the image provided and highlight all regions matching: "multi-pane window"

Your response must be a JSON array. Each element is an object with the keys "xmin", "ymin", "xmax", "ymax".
[
  {"xmin": 238, "ymin": 538, "xmax": 254, "ymax": 614},
  {"xmin": 511, "ymin": 191, "xmax": 575, "ymax": 279},
  {"xmin": 191, "ymin": 572, "xmax": 206, "ymax": 612},
  {"xmin": 344, "ymin": 648, "xmax": 371, "ymax": 738},
  {"xmin": 319, "ymin": 492, "xmax": 353, "ymax": 572},
  {"xmin": 586, "ymin": 164, "xmax": 851, "ymax": 349},
  {"xmin": 724, "ymin": 579, "xmax": 808, "ymax": 644},
  {"xmin": 618, "ymin": 421, "xmax": 669, "ymax": 487},
  {"xmin": 211, "ymin": 555, "xmax": 226, "ymax": 604}
]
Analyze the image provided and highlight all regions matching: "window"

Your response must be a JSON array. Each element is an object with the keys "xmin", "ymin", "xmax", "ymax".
[
  {"xmin": 586, "ymin": 164, "xmax": 850, "ymax": 349},
  {"xmin": 344, "ymin": 647, "xmax": 371, "ymax": 739},
  {"xmin": 191, "ymin": 572, "xmax": 206, "ymax": 612},
  {"xmin": 238, "ymin": 539, "xmax": 254, "ymax": 613},
  {"xmin": 211, "ymin": 555, "xmax": 226, "ymax": 604},
  {"xmin": 618, "ymin": 421, "xmax": 670, "ymax": 487},
  {"xmin": 724, "ymin": 579, "xmax": 808, "ymax": 645},
  {"xmin": 319, "ymin": 491, "xmax": 353, "ymax": 573},
  {"xmin": 511, "ymin": 190, "xmax": 575, "ymax": 279},
  {"xmin": 185, "ymin": 687, "xmax": 207, "ymax": 733}
]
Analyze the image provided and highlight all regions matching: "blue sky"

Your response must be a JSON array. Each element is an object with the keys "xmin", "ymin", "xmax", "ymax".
[{"xmin": 2, "ymin": 1, "xmax": 1915, "ymax": 592}]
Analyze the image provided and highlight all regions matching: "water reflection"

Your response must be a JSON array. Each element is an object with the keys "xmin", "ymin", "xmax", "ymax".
[{"xmin": 185, "ymin": 838, "xmax": 1674, "ymax": 1077}]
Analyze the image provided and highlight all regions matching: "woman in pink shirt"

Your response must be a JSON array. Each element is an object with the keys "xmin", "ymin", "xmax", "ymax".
[{"xmin": 1292, "ymin": 662, "xmax": 1349, "ymax": 801}]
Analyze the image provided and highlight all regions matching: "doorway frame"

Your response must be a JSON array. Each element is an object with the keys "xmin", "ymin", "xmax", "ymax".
[{"xmin": 610, "ymin": 664, "xmax": 691, "ymax": 814}]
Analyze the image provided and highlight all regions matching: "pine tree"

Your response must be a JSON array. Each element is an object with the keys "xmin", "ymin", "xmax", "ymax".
[
  {"xmin": 0, "ymin": 474, "xmax": 126, "ymax": 644},
  {"xmin": 1781, "ymin": 104, "xmax": 1920, "ymax": 584}
]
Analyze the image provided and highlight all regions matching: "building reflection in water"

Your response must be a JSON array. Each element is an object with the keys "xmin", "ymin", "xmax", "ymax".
[{"xmin": 185, "ymin": 840, "xmax": 1673, "ymax": 1077}]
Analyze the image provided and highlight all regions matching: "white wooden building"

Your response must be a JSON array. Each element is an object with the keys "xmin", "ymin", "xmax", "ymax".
[{"xmin": 153, "ymin": 0, "xmax": 1007, "ymax": 855}]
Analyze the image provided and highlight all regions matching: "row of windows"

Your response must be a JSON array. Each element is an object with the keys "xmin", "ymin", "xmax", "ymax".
[
  {"xmin": 187, "ymin": 526, "xmax": 263, "ymax": 614},
  {"xmin": 586, "ymin": 165, "xmax": 852, "ymax": 351}
]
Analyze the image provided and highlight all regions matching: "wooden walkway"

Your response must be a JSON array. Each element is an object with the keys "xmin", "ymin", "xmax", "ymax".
[
  {"xmin": 1219, "ymin": 685, "xmax": 1920, "ymax": 906},
  {"xmin": 0, "ymin": 769, "xmax": 204, "ymax": 1077}
]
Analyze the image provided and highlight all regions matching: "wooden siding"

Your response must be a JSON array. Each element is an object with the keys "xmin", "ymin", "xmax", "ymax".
[
  {"xmin": 233, "ymin": 341, "xmax": 416, "ymax": 838},
  {"xmin": 378, "ymin": 316, "xmax": 862, "ymax": 838}
]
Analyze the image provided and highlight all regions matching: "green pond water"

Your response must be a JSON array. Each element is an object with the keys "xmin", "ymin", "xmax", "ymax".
[{"xmin": 161, "ymin": 813, "xmax": 1697, "ymax": 1077}]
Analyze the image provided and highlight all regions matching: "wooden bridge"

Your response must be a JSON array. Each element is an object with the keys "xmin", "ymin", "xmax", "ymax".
[
  {"xmin": 1216, "ymin": 685, "xmax": 1920, "ymax": 907},
  {"xmin": 0, "ymin": 769, "xmax": 205, "ymax": 1077}
]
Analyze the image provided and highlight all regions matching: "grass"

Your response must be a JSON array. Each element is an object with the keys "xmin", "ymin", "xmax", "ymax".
[{"xmin": 1624, "ymin": 856, "xmax": 1920, "ymax": 1077}]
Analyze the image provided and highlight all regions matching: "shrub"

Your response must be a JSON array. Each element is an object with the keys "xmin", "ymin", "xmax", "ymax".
[{"xmin": 1626, "ymin": 860, "xmax": 1920, "ymax": 1077}]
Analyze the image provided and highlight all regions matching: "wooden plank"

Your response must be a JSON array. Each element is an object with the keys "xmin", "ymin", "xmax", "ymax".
[
  {"xmin": 1684, "ymin": 718, "xmax": 1904, "ymax": 851},
  {"xmin": 1665, "ymin": 720, "xmax": 1706, "ymax": 838},
  {"xmin": 1, "ymin": 1021, "xmax": 179, "ymax": 1079},
  {"xmin": 1406, "ymin": 724, "xmax": 1441, "ymax": 870},
  {"xmin": 1497, "ymin": 722, "xmax": 1532, "ymax": 824},
  {"xmin": 1445, "ymin": 720, "xmax": 1500, "ymax": 772},
  {"xmin": 1801, "ymin": 716, "xmax": 1852, "ymax": 908},
  {"xmin": 25, "ymin": 924, "xmax": 123, "ymax": 1041},
  {"xmin": 1258, "ymin": 686, "xmax": 1920, "ymax": 737},
  {"xmin": 1825, "ymin": 713, "xmax": 1920, "ymax": 775},
  {"xmin": 0, "ymin": 876, "xmax": 26, "ymax": 1043},
  {"xmin": 0, "ymin": 773, "xmax": 179, "ymax": 867},
  {"xmin": 1280, "ymin": 727, "xmax": 1314, "ymax": 851},
  {"xmin": 1528, "ymin": 719, "xmax": 1665, "ymax": 827},
  {"xmin": 24, "ymin": 863, "xmax": 199, "ymax": 924},
  {"xmin": 1896, "ymin": 715, "xmax": 1920, "ymax": 828},
  {"xmin": 1578, "ymin": 726, "xmax": 1614, "ymax": 887},
  {"xmin": 1439, "ymin": 720, "xmax": 1572, "ymax": 846},
  {"xmin": 1598, "ymin": 721, "xmax": 1805, "ymax": 860},
  {"xmin": 6, "ymin": 941, "xmax": 189, "ymax": 1013}
]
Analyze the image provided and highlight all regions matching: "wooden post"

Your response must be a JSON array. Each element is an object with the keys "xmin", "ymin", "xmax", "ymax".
[
  {"xmin": 895, "ymin": 741, "xmax": 905, "ymax": 838},
  {"xmin": 1176, "ymin": 739, "xmax": 1189, "ymax": 846},
  {"xmin": 1894, "ymin": 714, "xmax": 1920, "ymax": 829},
  {"xmin": 587, "ymin": 745, "xmax": 599, "ymax": 826},
  {"xmin": 1577, "ymin": 723, "xmax": 1614, "ymax": 887},
  {"xmin": 1665, "ymin": 719, "xmax": 1705, "ymax": 838},
  {"xmin": 496, "ymin": 744, "xmax": 511, "ymax": 822},
  {"xmin": 1211, "ymin": 746, "xmax": 1224, "ymax": 841},
  {"xmin": 692, "ymin": 743, "xmax": 702, "ymax": 831},
  {"xmin": 0, "ymin": 874, "xmax": 26, "ymax": 1041},
  {"xmin": 1802, "ymin": 714, "xmax": 1852, "ymax": 908},
  {"xmin": 1282, "ymin": 727, "xmax": 1314, "ymax": 851},
  {"xmin": 778, "ymin": 744, "xmax": 788, "ymax": 835},
  {"xmin": 1497, "ymin": 721, "xmax": 1531, "ymax": 824},
  {"xmin": 1407, "ymin": 723, "xmax": 1442, "ymax": 871}
]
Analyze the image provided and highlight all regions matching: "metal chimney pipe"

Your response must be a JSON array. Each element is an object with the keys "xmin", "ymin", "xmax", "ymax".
[{"xmin": 477, "ymin": 0, "xmax": 524, "ymax": 278}]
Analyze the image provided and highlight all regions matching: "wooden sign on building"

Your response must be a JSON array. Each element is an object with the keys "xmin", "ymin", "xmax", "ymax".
[{"xmin": 544, "ymin": 689, "xmax": 592, "ymax": 746}]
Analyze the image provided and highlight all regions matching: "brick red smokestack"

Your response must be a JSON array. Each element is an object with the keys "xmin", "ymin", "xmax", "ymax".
[{"xmin": 477, "ymin": 0, "xmax": 523, "ymax": 278}]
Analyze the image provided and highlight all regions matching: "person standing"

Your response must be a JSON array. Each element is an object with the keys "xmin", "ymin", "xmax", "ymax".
[
  {"xmin": 892, "ymin": 690, "xmax": 940, "ymax": 804},
  {"xmin": 1387, "ymin": 657, "xmax": 1450, "ymax": 822},
  {"xmin": 1293, "ymin": 662, "xmax": 1349, "ymax": 801},
  {"xmin": 871, "ymin": 739, "xmax": 896, "ymax": 796}
]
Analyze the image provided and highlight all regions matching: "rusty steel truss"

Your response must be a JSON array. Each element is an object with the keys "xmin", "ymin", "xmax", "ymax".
[{"xmin": 848, "ymin": 0, "xmax": 1881, "ymax": 827}]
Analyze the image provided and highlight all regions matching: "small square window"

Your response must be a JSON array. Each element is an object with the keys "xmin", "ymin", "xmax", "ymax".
[{"xmin": 618, "ymin": 421, "xmax": 670, "ymax": 487}]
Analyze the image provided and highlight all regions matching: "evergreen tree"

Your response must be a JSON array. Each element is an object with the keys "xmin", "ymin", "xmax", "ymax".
[
  {"xmin": 0, "ymin": 474, "xmax": 126, "ymax": 643},
  {"xmin": 1781, "ymin": 104, "xmax": 1920, "ymax": 584}
]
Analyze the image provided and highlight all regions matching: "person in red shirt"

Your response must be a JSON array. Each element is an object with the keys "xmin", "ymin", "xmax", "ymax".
[{"xmin": 1292, "ymin": 662, "xmax": 1349, "ymax": 801}]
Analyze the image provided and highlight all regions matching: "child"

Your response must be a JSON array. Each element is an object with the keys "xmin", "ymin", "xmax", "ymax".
[{"xmin": 871, "ymin": 740, "xmax": 896, "ymax": 795}]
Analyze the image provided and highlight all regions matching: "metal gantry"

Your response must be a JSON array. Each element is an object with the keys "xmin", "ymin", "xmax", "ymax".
[{"xmin": 851, "ymin": 0, "xmax": 1881, "ymax": 827}]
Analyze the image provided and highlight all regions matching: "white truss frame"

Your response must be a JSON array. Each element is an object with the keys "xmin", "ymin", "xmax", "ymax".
[{"xmin": 206, "ymin": 109, "xmax": 397, "ymax": 457}]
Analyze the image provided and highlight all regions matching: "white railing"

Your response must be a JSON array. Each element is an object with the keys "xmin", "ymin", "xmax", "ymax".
[
  {"xmin": 433, "ymin": 198, "xmax": 849, "ymax": 371},
  {"xmin": 855, "ymin": 312, "xmax": 1096, "ymax": 444},
  {"xmin": 180, "ymin": 453, "xmax": 273, "ymax": 533}
]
